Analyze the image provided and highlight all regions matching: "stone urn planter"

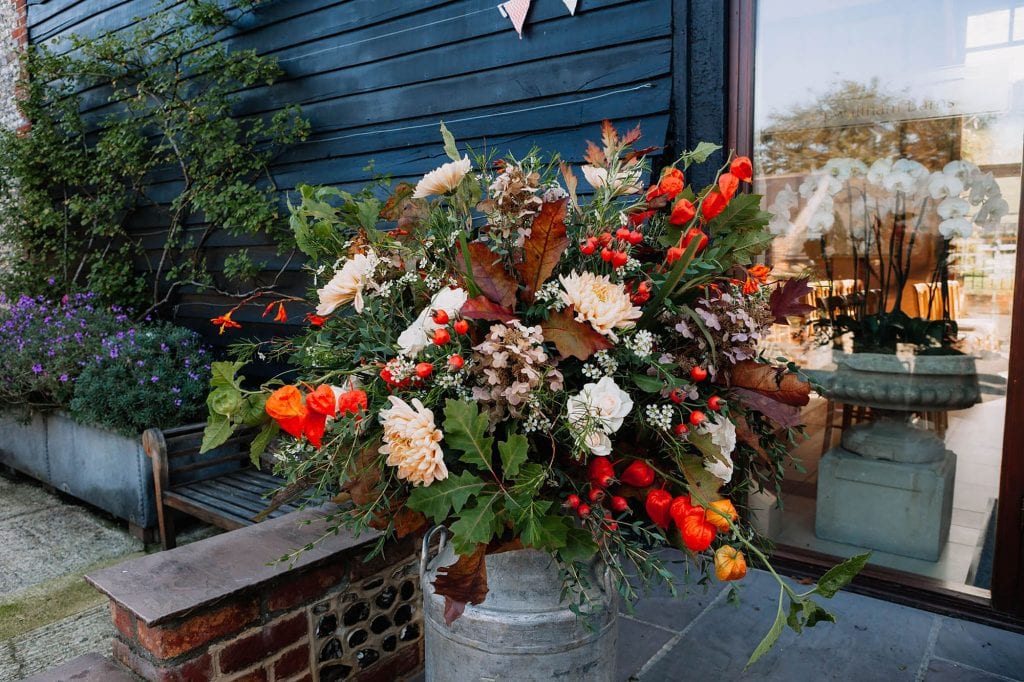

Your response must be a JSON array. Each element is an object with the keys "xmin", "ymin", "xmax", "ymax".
[
  {"xmin": 420, "ymin": 527, "xmax": 618, "ymax": 681},
  {"xmin": 806, "ymin": 352, "xmax": 980, "ymax": 561}
]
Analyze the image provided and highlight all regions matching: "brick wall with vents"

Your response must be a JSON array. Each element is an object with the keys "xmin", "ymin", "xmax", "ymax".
[{"xmin": 87, "ymin": 507, "xmax": 423, "ymax": 682}]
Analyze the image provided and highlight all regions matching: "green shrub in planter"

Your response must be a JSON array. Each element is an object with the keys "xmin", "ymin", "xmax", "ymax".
[{"xmin": 69, "ymin": 323, "xmax": 211, "ymax": 436}]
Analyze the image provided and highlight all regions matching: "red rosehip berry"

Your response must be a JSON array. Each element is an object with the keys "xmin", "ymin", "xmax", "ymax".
[
  {"xmin": 615, "ymin": 227, "xmax": 632, "ymax": 242},
  {"xmin": 610, "ymin": 496, "xmax": 629, "ymax": 513},
  {"xmin": 415, "ymin": 362, "xmax": 433, "ymax": 379},
  {"xmin": 611, "ymin": 250, "xmax": 629, "ymax": 268},
  {"xmin": 673, "ymin": 423, "xmax": 689, "ymax": 437},
  {"xmin": 566, "ymin": 494, "xmax": 581, "ymax": 509},
  {"xmin": 708, "ymin": 395, "xmax": 723, "ymax": 411},
  {"xmin": 580, "ymin": 238, "xmax": 597, "ymax": 255},
  {"xmin": 628, "ymin": 230, "xmax": 644, "ymax": 245},
  {"xmin": 453, "ymin": 319, "xmax": 469, "ymax": 335},
  {"xmin": 432, "ymin": 328, "xmax": 451, "ymax": 345},
  {"xmin": 601, "ymin": 247, "xmax": 614, "ymax": 262},
  {"xmin": 689, "ymin": 410, "xmax": 706, "ymax": 427},
  {"xmin": 598, "ymin": 231, "xmax": 613, "ymax": 247},
  {"xmin": 432, "ymin": 309, "xmax": 449, "ymax": 325},
  {"xmin": 577, "ymin": 503, "xmax": 592, "ymax": 517},
  {"xmin": 605, "ymin": 517, "xmax": 619, "ymax": 532},
  {"xmin": 447, "ymin": 354, "xmax": 465, "ymax": 370},
  {"xmin": 669, "ymin": 388, "xmax": 685, "ymax": 404},
  {"xmin": 588, "ymin": 487, "xmax": 604, "ymax": 503},
  {"xmin": 690, "ymin": 366, "xmax": 708, "ymax": 382}
]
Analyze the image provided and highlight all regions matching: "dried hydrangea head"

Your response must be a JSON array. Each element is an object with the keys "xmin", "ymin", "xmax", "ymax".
[
  {"xmin": 470, "ymin": 321, "xmax": 562, "ymax": 420},
  {"xmin": 378, "ymin": 396, "xmax": 448, "ymax": 486},
  {"xmin": 482, "ymin": 163, "xmax": 544, "ymax": 246}
]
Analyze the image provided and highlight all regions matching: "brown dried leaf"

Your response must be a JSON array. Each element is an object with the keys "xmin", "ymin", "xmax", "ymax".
[
  {"xmin": 601, "ymin": 119, "xmax": 620, "ymax": 150},
  {"xmin": 461, "ymin": 241, "xmax": 518, "ymax": 308},
  {"xmin": 345, "ymin": 444, "xmax": 382, "ymax": 506},
  {"xmin": 729, "ymin": 360, "xmax": 810, "ymax": 407},
  {"xmin": 584, "ymin": 140, "xmax": 606, "ymax": 167},
  {"xmin": 389, "ymin": 507, "xmax": 428, "ymax": 538},
  {"xmin": 540, "ymin": 307, "xmax": 614, "ymax": 361},
  {"xmin": 620, "ymin": 122, "xmax": 643, "ymax": 148},
  {"xmin": 433, "ymin": 545, "xmax": 489, "ymax": 625},
  {"xmin": 732, "ymin": 387, "xmax": 802, "ymax": 428},
  {"xmin": 461, "ymin": 295, "xmax": 518, "ymax": 323},
  {"xmin": 559, "ymin": 162, "xmax": 579, "ymax": 211},
  {"xmin": 517, "ymin": 199, "xmax": 569, "ymax": 302}
]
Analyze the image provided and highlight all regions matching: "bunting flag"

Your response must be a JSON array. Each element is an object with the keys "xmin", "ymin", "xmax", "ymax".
[
  {"xmin": 498, "ymin": 0, "xmax": 532, "ymax": 38},
  {"xmin": 562, "ymin": 0, "xmax": 578, "ymax": 14}
]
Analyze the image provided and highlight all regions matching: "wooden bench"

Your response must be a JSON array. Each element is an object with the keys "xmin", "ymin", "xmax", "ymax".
[{"xmin": 142, "ymin": 423, "xmax": 303, "ymax": 550}]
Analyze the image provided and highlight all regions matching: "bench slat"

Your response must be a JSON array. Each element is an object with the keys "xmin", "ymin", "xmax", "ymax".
[
  {"xmin": 163, "ymin": 492, "xmax": 250, "ymax": 530},
  {"xmin": 212, "ymin": 475, "xmax": 302, "ymax": 511},
  {"xmin": 195, "ymin": 478, "xmax": 282, "ymax": 510},
  {"xmin": 166, "ymin": 432, "xmax": 256, "ymax": 460},
  {"xmin": 171, "ymin": 485, "xmax": 266, "ymax": 521}
]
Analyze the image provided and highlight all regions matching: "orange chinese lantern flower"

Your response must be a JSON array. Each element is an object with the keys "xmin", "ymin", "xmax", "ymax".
[
  {"xmin": 669, "ymin": 496, "xmax": 717, "ymax": 552},
  {"xmin": 718, "ymin": 172, "xmax": 739, "ymax": 201},
  {"xmin": 705, "ymin": 498, "xmax": 739, "ymax": 532},
  {"xmin": 658, "ymin": 167, "xmax": 685, "ymax": 199},
  {"xmin": 210, "ymin": 310, "xmax": 242, "ymax": 335},
  {"xmin": 714, "ymin": 545, "xmax": 747, "ymax": 581},
  {"xmin": 701, "ymin": 190, "xmax": 728, "ymax": 221},
  {"xmin": 265, "ymin": 385, "xmax": 308, "ymax": 439},
  {"xmin": 338, "ymin": 388, "xmax": 369, "ymax": 417},
  {"xmin": 669, "ymin": 198, "xmax": 696, "ymax": 225},
  {"xmin": 302, "ymin": 384, "xmax": 339, "ymax": 448},
  {"xmin": 730, "ymin": 156, "xmax": 753, "ymax": 183}
]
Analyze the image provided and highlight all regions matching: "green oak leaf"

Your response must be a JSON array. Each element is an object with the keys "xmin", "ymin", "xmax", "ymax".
[
  {"xmin": 449, "ymin": 493, "xmax": 501, "ymax": 555},
  {"xmin": 443, "ymin": 399, "xmax": 495, "ymax": 471},
  {"xmin": 814, "ymin": 552, "xmax": 871, "ymax": 598},
  {"xmin": 407, "ymin": 471, "xmax": 488, "ymax": 524},
  {"xmin": 498, "ymin": 433, "xmax": 528, "ymax": 478}
]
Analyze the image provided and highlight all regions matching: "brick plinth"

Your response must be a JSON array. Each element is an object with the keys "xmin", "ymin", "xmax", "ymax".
[{"xmin": 87, "ymin": 507, "xmax": 423, "ymax": 681}]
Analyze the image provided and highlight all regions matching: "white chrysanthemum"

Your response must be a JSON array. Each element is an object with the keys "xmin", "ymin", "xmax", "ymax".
[
  {"xmin": 379, "ymin": 396, "xmax": 448, "ymax": 487},
  {"xmin": 412, "ymin": 156, "xmax": 472, "ymax": 198},
  {"xmin": 316, "ymin": 251, "xmax": 378, "ymax": 315},
  {"xmin": 559, "ymin": 271, "xmax": 642, "ymax": 340},
  {"xmin": 397, "ymin": 287, "xmax": 469, "ymax": 356},
  {"xmin": 700, "ymin": 415, "xmax": 737, "ymax": 483},
  {"xmin": 566, "ymin": 377, "xmax": 634, "ymax": 456}
]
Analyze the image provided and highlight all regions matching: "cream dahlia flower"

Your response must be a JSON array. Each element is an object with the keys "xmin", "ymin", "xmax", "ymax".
[
  {"xmin": 316, "ymin": 252, "xmax": 378, "ymax": 316},
  {"xmin": 379, "ymin": 396, "xmax": 448, "ymax": 487},
  {"xmin": 412, "ymin": 156, "xmax": 472, "ymax": 198},
  {"xmin": 559, "ymin": 271, "xmax": 642, "ymax": 340}
]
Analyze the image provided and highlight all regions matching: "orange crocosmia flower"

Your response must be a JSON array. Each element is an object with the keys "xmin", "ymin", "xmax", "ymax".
[
  {"xmin": 305, "ymin": 312, "xmax": 327, "ymax": 327},
  {"xmin": 705, "ymin": 499, "xmax": 739, "ymax": 532},
  {"xmin": 715, "ymin": 545, "xmax": 748, "ymax": 581},
  {"xmin": 741, "ymin": 277, "xmax": 759, "ymax": 295},
  {"xmin": 748, "ymin": 263, "xmax": 771, "ymax": 284},
  {"xmin": 730, "ymin": 156, "xmax": 753, "ymax": 183},
  {"xmin": 265, "ymin": 385, "xmax": 308, "ymax": 439},
  {"xmin": 658, "ymin": 167, "xmax": 685, "ymax": 199},
  {"xmin": 701, "ymin": 190, "xmax": 728, "ymax": 221},
  {"xmin": 669, "ymin": 198, "xmax": 696, "ymax": 225},
  {"xmin": 210, "ymin": 311, "xmax": 242, "ymax": 335},
  {"xmin": 718, "ymin": 172, "xmax": 739, "ymax": 200},
  {"xmin": 273, "ymin": 303, "xmax": 288, "ymax": 323}
]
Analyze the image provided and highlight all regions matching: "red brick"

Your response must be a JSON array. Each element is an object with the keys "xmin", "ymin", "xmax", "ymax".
[
  {"xmin": 282, "ymin": 675, "xmax": 313, "ymax": 682},
  {"xmin": 266, "ymin": 565, "xmax": 346, "ymax": 612},
  {"xmin": 137, "ymin": 598, "xmax": 259, "ymax": 659},
  {"xmin": 353, "ymin": 642, "xmax": 422, "ymax": 682},
  {"xmin": 113, "ymin": 638, "xmax": 213, "ymax": 682},
  {"xmin": 273, "ymin": 643, "xmax": 311, "ymax": 679},
  {"xmin": 347, "ymin": 537, "xmax": 417, "ymax": 581},
  {"xmin": 218, "ymin": 612, "xmax": 308, "ymax": 674},
  {"xmin": 111, "ymin": 602, "xmax": 137, "ymax": 641},
  {"xmin": 225, "ymin": 668, "xmax": 268, "ymax": 682}
]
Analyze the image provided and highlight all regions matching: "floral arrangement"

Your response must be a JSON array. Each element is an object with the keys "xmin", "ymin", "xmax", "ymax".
[
  {"xmin": 765, "ymin": 157, "xmax": 1007, "ymax": 352},
  {"xmin": 202, "ymin": 123, "xmax": 865, "ymax": 665},
  {"xmin": 0, "ymin": 291, "xmax": 211, "ymax": 433}
]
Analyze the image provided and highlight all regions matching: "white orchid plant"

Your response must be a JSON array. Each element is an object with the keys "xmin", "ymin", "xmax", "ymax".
[{"xmin": 201, "ymin": 122, "xmax": 865, "ymax": 666}]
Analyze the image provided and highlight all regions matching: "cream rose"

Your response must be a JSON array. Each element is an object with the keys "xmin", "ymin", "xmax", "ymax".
[
  {"xmin": 559, "ymin": 271, "xmax": 642, "ymax": 340},
  {"xmin": 316, "ymin": 252, "xmax": 377, "ymax": 316},
  {"xmin": 413, "ymin": 156, "xmax": 472, "ymax": 198},
  {"xmin": 566, "ymin": 377, "xmax": 633, "ymax": 456},
  {"xmin": 379, "ymin": 396, "xmax": 448, "ymax": 487},
  {"xmin": 700, "ymin": 415, "xmax": 737, "ymax": 483}
]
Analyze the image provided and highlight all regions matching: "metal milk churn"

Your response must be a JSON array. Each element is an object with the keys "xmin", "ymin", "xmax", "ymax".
[{"xmin": 420, "ymin": 527, "xmax": 618, "ymax": 681}]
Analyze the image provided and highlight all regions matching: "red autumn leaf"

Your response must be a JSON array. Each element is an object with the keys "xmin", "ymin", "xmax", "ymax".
[
  {"xmin": 461, "ymin": 296, "xmax": 518, "ymax": 323},
  {"xmin": 433, "ymin": 545, "xmax": 489, "ymax": 625},
  {"xmin": 600, "ymin": 118, "xmax": 620, "ymax": 150},
  {"xmin": 540, "ymin": 307, "xmax": 613, "ymax": 361},
  {"xmin": 729, "ymin": 360, "xmax": 810, "ymax": 407},
  {"xmin": 517, "ymin": 199, "xmax": 569, "ymax": 302},
  {"xmin": 769, "ymin": 278, "xmax": 815, "ymax": 324},
  {"xmin": 620, "ymin": 122, "xmax": 643, "ymax": 147},
  {"xmin": 461, "ymin": 241, "xmax": 518, "ymax": 308},
  {"xmin": 584, "ymin": 141, "xmax": 606, "ymax": 167}
]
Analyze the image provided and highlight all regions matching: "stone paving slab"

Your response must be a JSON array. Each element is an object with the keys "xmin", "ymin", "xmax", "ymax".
[
  {"xmin": 0, "ymin": 604, "xmax": 112, "ymax": 682},
  {"xmin": 21, "ymin": 653, "xmax": 141, "ymax": 682}
]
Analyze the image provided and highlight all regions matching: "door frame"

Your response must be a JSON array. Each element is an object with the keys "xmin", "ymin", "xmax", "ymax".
[{"xmin": 727, "ymin": 0, "xmax": 1024, "ymax": 621}]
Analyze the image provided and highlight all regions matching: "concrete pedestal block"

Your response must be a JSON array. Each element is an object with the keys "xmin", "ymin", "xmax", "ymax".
[
  {"xmin": 815, "ymin": 446, "xmax": 956, "ymax": 561},
  {"xmin": 748, "ymin": 487, "xmax": 783, "ymax": 538}
]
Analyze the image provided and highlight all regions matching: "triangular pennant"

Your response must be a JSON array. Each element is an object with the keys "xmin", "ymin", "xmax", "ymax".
[
  {"xmin": 498, "ymin": 0, "xmax": 531, "ymax": 39},
  {"xmin": 562, "ymin": 0, "xmax": 578, "ymax": 15}
]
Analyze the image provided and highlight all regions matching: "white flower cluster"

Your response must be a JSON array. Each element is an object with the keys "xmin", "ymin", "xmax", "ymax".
[
  {"xmin": 385, "ymin": 356, "xmax": 416, "ymax": 383},
  {"xmin": 534, "ymin": 280, "xmax": 567, "ymax": 310},
  {"xmin": 582, "ymin": 350, "xmax": 619, "ymax": 379},
  {"xmin": 523, "ymin": 397, "xmax": 553, "ymax": 433},
  {"xmin": 424, "ymin": 273, "xmax": 443, "ymax": 291},
  {"xmin": 644, "ymin": 403, "xmax": 674, "ymax": 431},
  {"xmin": 624, "ymin": 330, "xmax": 656, "ymax": 358}
]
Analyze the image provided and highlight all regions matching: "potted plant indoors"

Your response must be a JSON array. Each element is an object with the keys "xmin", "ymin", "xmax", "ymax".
[
  {"xmin": 0, "ymin": 291, "xmax": 212, "ymax": 536},
  {"xmin": 775, "ymin": 157, "xmax": 1001, "ymax": 559},
  {"xmin": 200, "ymin": 123, "xmax": 866, "ymax": 677}
]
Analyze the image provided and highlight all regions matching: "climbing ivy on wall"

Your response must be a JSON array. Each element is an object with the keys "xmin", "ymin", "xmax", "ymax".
[{"xmin": 0, "ymin": 0, "xmax": 308, "ymax": 315}]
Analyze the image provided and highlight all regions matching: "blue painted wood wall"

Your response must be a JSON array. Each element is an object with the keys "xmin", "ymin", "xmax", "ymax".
[{"xmin": 26, "ymin": 0, "xmax": 728, "ymax": 349}]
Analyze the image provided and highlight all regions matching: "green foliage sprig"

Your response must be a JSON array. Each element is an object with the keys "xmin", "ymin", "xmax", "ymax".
[{"xmin": 0, "ymin": 0, "xmax": 308, "ymax": 315}]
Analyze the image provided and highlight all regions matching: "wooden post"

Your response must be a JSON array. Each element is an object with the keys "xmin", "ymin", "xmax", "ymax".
[{"xmin": 142, "ymin": 428, "xmax": 176, "ymax": 550}]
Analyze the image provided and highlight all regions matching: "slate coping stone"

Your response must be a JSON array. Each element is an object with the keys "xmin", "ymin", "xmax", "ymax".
[
  {"xmin": 85, "ymin": 504, "xmax": 375, "ymax": 626},
  {"xmin": 21, "ymin": 652, "xmax": 141, "ymax": 682},
  {"xmin": 933, "ymin": 617, "xmax": 1024, "ymax": 680}
]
